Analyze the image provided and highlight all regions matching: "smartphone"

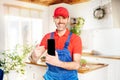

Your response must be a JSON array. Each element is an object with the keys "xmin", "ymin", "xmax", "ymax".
[{"xmin": 47, "ymin": 39, "xmax": 55, "ymax": 56}]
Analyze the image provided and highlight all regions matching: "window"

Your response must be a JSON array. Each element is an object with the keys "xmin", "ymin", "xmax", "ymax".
[
  {"xmin": 4, "ymin": 4, "xmax": 43, "ymax": 50},
  {"xmin": 5, "ymin": 15, "xmax": 43, "ymax": 50}
]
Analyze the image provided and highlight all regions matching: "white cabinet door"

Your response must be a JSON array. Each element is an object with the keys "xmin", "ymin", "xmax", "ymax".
[
  {"xmin": 78, "ymin": 66, "xmax": 108, "ymax": 80},
  {"xmin": 25, "ymin": 64, "xmax": 47, "ymax": 80},
  {"xmin": 82, "ymin": 56, "xmax": 120, "ymax": 80}
]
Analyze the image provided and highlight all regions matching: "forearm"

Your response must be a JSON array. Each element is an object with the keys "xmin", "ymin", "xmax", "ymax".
[
  {"xmin": 59, "ymin": 54, "xmax": 81, "ymax": 70},
  {"xmin": 59, "ymin": 61, "xmax": 80, "ymax": 70},
  {"xmin": 46, "ymin": 53, "xmax": 81, "ymax": 70}
]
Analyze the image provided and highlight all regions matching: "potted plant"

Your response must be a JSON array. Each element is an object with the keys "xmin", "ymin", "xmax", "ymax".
[
  {"xmin": 78, "ymin": 59, "xmax": 89, "ymax": 73},
  {"xmin": 80, "ymin": 59, "xmax": 87, "ymax": 67},
  {"xmin": 70, "ymin": 17, "xmax": 85, "ymax": 35},
  {"xmin": 0, "ymin": 44, "xmax": 33, "ymax": 74}
]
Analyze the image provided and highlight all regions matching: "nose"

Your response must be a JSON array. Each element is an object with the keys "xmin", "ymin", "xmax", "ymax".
[{"xmin": 59, "ymin": 18, "xmax": 63, "ymax": 23}]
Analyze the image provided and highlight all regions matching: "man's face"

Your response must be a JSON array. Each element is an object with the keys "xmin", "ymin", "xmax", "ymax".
[{"xmin": 54, "ymin": 16, "xmax": 69, "ymax": 31}]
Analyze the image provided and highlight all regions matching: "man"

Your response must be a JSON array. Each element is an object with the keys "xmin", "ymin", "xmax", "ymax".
[{"xmin": 29, "ymin": 7, "xmax": 82, "ymax": 80}]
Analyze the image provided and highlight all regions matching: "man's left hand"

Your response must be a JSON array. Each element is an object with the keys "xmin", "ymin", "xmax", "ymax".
[{"xmin": 46, "ymin": 51, "xmax": 61, "ymax": 67}]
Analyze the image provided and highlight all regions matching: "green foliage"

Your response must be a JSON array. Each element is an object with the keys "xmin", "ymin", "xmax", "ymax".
[
  {"xmin": 70, "ymin": 17, "xmax": 85, "ymax": 35},
  {"xmin": 70, "ymin": 27, "xmax": 81, "ymax": 35},
  {"xmin": 0, "ymin": 44, "xmax": 33, "ymax": 74},
  {"xmin": 80, "ymin": 59, "xmax": 87, "ymax": 65}
]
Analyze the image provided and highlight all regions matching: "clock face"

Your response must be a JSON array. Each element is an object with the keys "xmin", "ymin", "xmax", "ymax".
[{"xmin": 94, "ymin": 7, "xmax": 105, "ymax": 19}]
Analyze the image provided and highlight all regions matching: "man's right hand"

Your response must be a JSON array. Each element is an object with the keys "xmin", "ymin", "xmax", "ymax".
[{"xmin": 30, "ymin": 45, "xmax": 45, "ymax": 63}]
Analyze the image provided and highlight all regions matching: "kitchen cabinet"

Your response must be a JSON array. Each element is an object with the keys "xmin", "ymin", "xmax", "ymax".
[
  {"xmin": 78, "ymin": 65, "xmax": 107, "ymax": 80},
  {"xmin": 82, "ymin": 55, "xmax": 120, "ymax": 80},
  {"xmin": 3, "ymin": 63, "xmax": 46, "ymax": 80},
  {"xmin": 25, "ymin": 63, "xmax": 46, "ymax": 80}
]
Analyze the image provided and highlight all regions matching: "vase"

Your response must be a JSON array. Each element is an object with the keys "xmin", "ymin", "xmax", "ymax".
[{"xmin": 5, "ymin": 70, "xmax": 25, "ymax": 80}]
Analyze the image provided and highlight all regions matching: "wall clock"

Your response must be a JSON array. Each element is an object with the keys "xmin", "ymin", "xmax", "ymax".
[{"xmin": 93, "ymin": 7, "xmax": 105, "ymax": 19}]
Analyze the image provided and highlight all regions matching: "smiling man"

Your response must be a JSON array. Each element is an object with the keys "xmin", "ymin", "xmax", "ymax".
[{"xmin": 30, "ymin": 7, "xmax": 82, "ymax": 80}]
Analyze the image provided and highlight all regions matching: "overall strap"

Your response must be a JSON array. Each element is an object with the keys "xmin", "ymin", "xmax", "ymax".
[
  {"xmin": 64, "ymin": 32, "xmax": 72, "ymax": 49},
  {"xmin": 50, "ymin": 32, "xmax": 54, "ymax": 39}
]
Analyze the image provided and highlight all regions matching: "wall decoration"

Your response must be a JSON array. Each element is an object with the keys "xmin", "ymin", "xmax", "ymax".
[
  {"xmin": 93, "ymin": 0, "xmax": 107, "ymax": 20},
  {"xmin": 93, "ymin": 7, "xmax": 105, "ymax": 19}
]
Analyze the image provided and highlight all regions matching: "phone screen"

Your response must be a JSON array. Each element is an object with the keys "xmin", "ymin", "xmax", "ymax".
[{"xmin": 47, "ymin": 39, "xmax": 55, "ymax": 56}]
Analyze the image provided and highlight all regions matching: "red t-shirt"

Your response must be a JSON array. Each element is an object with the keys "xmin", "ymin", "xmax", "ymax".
[{"xmin": 40, "ymin": 28, "xmax": 82, "ymax": 57}]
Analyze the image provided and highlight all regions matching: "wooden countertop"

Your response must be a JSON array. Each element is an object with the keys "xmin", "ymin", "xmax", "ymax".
[
  {"xmin": 82, "ymin": 52, "xmax": 120, "ymax": 60},
  {"xmin": 25, "ymin": 61, "xmax": 108, "ymax": 74},
  {"xmin": 78, "ymin": 63, "xmax": 108, "ymax": 74}
]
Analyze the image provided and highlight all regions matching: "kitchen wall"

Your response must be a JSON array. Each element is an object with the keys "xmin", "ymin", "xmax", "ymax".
[
  {"xmin": 112, "ymin": 0, "xmax": 120, "ymax": 28},
  {"xmin": 93, "ymin": 28, "xmax": 120, "ymax": 56}
]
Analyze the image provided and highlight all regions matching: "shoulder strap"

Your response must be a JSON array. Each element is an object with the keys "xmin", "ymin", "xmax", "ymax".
[
  {"xmin": 50, "ymin": 32, "xmax": 54, "ymax": 39},
  {"xmin": 64, "ymin": 32, "xmax": 72, "ymax": 49}
]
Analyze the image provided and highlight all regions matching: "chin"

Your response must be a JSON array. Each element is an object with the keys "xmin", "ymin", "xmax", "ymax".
[
  {"xmin": 57, "ymin": 28, "xmax": 66, "ymax": 31},
  {"xmin": 57, "ymin": 26, "xmax": 66, "ymax": 30}
]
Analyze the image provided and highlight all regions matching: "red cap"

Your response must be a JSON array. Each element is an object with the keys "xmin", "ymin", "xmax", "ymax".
[{"xmin": 53, "ymin": 7, "xmax": 69, "ymax": 18}]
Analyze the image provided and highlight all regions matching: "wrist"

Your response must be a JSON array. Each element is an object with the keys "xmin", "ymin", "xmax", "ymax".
[{"xmin": 58, "ymin": 61, "xmax": 65, "ymax": 68}]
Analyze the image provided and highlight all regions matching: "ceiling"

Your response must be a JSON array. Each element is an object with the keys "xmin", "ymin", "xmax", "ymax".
[{"xmin": 19, "ymin": 0, "xmax": 90, "ymax": 6}]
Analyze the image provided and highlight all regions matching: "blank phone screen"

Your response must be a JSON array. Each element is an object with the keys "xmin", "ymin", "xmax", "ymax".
[{"xmin": 47, "ymin": 39, "xmax": 55, "ymax": 56}]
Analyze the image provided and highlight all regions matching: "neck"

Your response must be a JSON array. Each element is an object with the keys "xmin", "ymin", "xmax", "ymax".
[{"xmin": 57, "ymin": 29, "xmax": 67, "ymax": 37}]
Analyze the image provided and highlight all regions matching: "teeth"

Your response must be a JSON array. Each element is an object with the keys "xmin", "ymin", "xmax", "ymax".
[{"xmin": 59, "ymin": 24, "xmax": 64, "ymax": 25}]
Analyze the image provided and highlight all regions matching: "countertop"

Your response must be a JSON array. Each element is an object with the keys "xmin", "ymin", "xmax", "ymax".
[
  {"xmin": 25, "ymin": 51, "xmax": 116, "ymax": 74},
  {"xmin": 25, "ymin": 61, "xmax": 108, "ymax": 74},
  {"xmin": 78, "ymin": 63, "xmax": 108, "ymax": 74},
  {"xmin": 82, "ymin": 52, "xmax": 120, "ymax": 60}
]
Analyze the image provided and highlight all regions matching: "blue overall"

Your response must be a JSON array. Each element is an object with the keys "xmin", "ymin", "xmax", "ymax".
[{"xmin": 44, "ymin": 32, "xmax": 78, "ymax": 80}]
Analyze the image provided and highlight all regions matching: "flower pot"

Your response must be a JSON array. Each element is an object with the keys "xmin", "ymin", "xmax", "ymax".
[{"xmin": 5, "ymin": 70, "xmax": 25, "ymax": 80}]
